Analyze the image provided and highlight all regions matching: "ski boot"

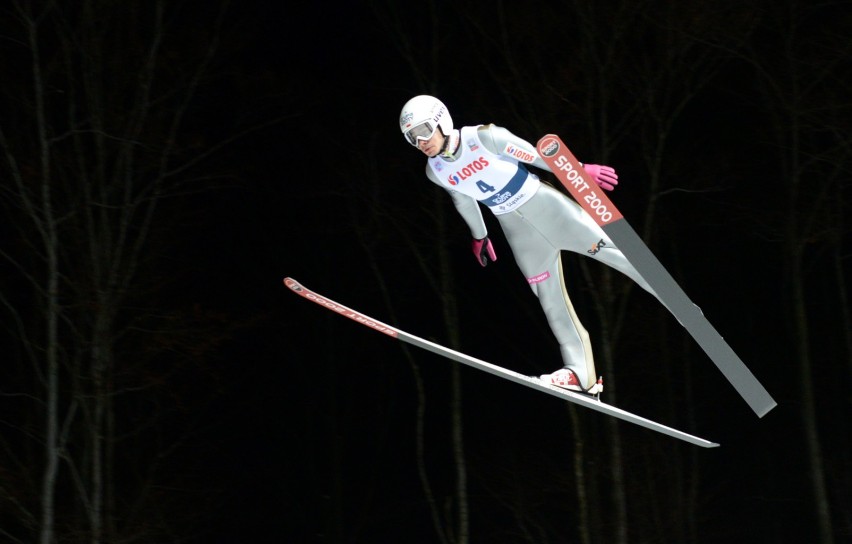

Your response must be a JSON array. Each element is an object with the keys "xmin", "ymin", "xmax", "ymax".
[{"xmin": 539, "ymin": 369, "xmax": 604, "ymax": 399}]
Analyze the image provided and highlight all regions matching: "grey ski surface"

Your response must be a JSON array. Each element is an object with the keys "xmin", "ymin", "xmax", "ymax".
[
  {"xmin": 536, "ymin": 134, "xmax": 776, "ymax": 417},
  {"xmin": 284, "ymin": 277, "xmax": 719, "ymax": 448}
]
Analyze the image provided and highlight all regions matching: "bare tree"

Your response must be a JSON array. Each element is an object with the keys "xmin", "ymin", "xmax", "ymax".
[
  {"xmin": 439, "ymin": 1, "xmax": 758, "ymax": 542},
  {"xmin": 597, "ymin": 4, "xmax": 760, "ymax": 542},
  {"xmin": 352, "ymin": 1, "xmax": 529, "ymax": 541},
  {"xmin": 733, "ymin": 2, "xmax": 852, "ymax": 542},
  {"xmin": 0, "ymin": 1, "xmax": 258, "ymax": 542}
]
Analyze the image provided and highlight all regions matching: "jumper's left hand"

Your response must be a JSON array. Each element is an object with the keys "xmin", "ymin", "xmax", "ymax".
[{"xmin": 583, "ymin": 164, "xmax": 619, "ymax": 191}]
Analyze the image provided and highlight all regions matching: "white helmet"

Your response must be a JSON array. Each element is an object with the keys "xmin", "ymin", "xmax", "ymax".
[{"xmin": 399, "ymin": 95, "xmax": 453, "ymax": 146}]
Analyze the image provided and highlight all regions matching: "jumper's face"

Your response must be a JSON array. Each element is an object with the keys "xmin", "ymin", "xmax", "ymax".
[
  {"xmin": 403, "ymin": 119, "xmax": 445, "ymax": 157},
  {"xmin": 416, "ymin": 129, "xmax": 445, "ymax": 158}
]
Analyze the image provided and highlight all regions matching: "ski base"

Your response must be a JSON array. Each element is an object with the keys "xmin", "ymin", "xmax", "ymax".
[{"xmin": 284, "ymin": 277, "xmax": 719, "ymax": 448}]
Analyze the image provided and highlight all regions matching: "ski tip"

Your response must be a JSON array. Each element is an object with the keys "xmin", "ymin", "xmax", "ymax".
[{"xmin": 283, "ymin": 277, "xmax": 303, "ymax": 291}]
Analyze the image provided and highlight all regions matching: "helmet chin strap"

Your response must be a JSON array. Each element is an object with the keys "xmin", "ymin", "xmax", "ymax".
[{"xmin": 439, "ymin": 129, "xmax": 461, "ymax": 158}]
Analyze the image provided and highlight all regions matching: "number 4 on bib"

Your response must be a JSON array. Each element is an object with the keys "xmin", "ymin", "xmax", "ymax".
[{"xmin": 476, "ymin": 180, "xmax": 495, "ymax": 193}]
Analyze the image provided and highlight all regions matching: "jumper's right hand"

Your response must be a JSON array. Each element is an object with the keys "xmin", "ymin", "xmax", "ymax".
[{"xmin": 472, "ymin": 237, "xmax": 497, "ymax": 267}]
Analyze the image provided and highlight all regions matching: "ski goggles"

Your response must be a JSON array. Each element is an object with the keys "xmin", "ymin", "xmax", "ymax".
[{"xmin": 404, "ymin": 121, "xmax": 437, "ymax": 146}]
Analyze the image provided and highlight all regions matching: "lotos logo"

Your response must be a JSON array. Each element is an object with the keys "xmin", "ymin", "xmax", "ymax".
[
  {"xmin": 540, "ymin": 137, "xmax": 560, "ymax": 157},
  {"xmin": 504, "ymin": 144, "xmax": 535, "ymax": 163},
  {"xmin": 447, "ymin": 156, "xmax": 490, "ymax": 185},
  {"xmin": 400, "ymin": 112, "xmax": 414, "ymax": 128}
]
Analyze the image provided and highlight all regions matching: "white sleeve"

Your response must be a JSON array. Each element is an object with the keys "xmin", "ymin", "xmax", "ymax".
[
  {"xmin": 425, "ymin": 164, "xmax": 488, "ymax": 240},
  {"xmin": 477, "ymin": 124, "xmax": 554, "ymax": 172}
]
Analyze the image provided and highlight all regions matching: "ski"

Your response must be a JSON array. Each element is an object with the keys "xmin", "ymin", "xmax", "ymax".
[
  {"xmin": 536, "ymin": 134, "xmax": 776, "ymax": 418},
  {"xmin": 284, "ymin": 277, "xmax": 719, "ymax": 448}
]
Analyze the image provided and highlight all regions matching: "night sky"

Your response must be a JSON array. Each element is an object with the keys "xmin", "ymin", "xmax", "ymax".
[{"xmin": 1, "ymin": 1, "xmax": 850, "ymax": 543}]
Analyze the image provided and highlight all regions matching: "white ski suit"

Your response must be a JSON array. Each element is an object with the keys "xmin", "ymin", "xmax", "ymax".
[{"xmin": 424, "ymin": 124, "xmax": 657, "ymax": 389}]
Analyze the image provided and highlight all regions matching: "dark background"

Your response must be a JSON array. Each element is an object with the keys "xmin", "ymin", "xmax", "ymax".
[{"xmin": 1, "ymin": 1, "xmax": 850, "ymax": 543}]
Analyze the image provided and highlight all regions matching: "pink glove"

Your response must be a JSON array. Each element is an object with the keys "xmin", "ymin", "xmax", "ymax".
[
  {"xmin": 471, "ymin": 237, "xmax": 497, "ymax": 267},
  {"xmin": 583, "ymin": 164, "xmax": 619, "ymax": 191}
]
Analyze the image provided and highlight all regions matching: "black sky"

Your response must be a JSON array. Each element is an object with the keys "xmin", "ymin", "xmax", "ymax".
[
  {"xmin": 1, "ymin": 0, "xmax": 849, "ymax": 542},
  {"xmin": 194, "ymin": 1, "xmax": 852, "ymax": 543}
]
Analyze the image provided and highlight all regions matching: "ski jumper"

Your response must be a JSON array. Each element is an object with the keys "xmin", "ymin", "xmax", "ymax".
[{"xmin": 425, "ymin": 124, "xmax": 658, "ymax": 389}]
